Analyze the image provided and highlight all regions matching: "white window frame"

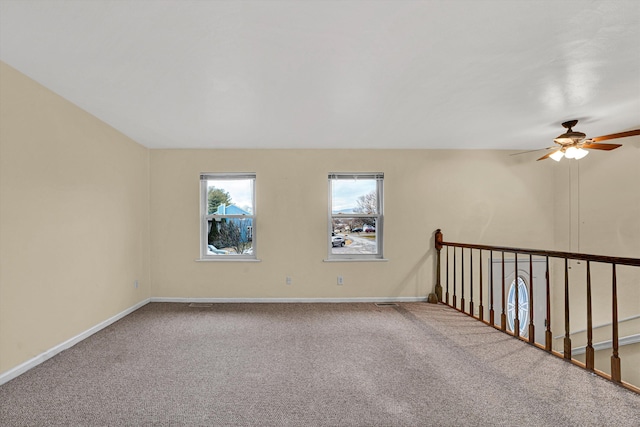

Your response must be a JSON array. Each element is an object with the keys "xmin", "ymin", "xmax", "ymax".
[
  {"xmin": 328, "ymin": 173, "xmax": 384, "ymax": 260},
  {"xmin": 199, "ymin": 173, "xmax": 257, "ymax": 261}
]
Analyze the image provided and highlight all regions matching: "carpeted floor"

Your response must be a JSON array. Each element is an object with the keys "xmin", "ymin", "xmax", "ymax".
[{"xmin": 1, "ymin": 302, "xmax": 638, "ymax": 426}]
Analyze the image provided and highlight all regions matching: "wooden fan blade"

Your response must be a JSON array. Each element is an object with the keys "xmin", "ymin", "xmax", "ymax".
[
  {"xmin": 582, "ymin": 142, "xmax": 622, "ymax": 151},
  {"xmin": 510, "ymin": 147, "xmax": 552, "ymax": 156},
  {"xmin": 591, "ymin": 129, "xmax": 640, "ymax": 142},
  {"xmin": 537, "ymin": 151, "xmax": 555, "ymax": 161}
]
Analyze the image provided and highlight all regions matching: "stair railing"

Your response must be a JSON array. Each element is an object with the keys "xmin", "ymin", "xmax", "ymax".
[{"xmin": 433, "ymin": 229, "xmax": 640, "ymax": 393}]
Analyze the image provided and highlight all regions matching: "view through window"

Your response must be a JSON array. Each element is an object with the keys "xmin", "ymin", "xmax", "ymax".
[
  {"xmin": 200, "ymin": 173, "xmax": 256, "ymax": 259},
  {"xmin": 329, "ymin": 173, "xmax": 384, "ymax": 259}
]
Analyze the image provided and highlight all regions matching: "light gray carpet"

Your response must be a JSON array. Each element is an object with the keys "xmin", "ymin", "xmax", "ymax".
[{"xmin": 1, "ymin": 302, "xmax": 638, "ymax": 426}]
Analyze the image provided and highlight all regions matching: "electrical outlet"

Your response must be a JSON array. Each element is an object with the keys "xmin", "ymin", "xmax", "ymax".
[
  {"xmin": 286, "ymin": 276, "xmax": 292, "ymax": 285},
  {"xmin": 337, "ymin": 276, "xmax": 344, "ymax": 286}
]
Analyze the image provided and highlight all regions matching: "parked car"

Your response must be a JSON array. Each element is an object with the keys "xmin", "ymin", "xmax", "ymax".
[
  {"xmin": 363, "ymin": 225, "xmax": 375, "ymax": 232},
  {"xmin": 351, "ymin": 228, "xmax": 363, "ymax": 233},
  {"xmin": 208, "ymin": 244, "xmax": 228, "ymax": 255},
  {"xmin": 331, "ymin": 233, "xmax": 346, "ymax": 247}
]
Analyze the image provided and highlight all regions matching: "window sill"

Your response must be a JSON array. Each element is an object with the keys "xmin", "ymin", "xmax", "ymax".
[
  {"xmin": 323, "ymin": 258, "xmax": 389, "ymax": 263},
  {"xmin": 196, "ymin": 258, "xmax": 262, "ymax": 262}
]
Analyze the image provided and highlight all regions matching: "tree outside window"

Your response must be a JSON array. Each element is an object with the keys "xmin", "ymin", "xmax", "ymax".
[{"xmin": 200, "ymin": 174, "xmax": 256, "ymax": 259}]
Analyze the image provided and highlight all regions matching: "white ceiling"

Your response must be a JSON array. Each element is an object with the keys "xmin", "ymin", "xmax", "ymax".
[{"xmin": 1, "ymin": 0, "xmax": 639, "ymax": 150}]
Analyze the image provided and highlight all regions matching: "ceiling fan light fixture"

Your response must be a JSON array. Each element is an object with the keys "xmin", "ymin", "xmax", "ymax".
[
  {"xmin": 564, "ymin": 146, "xmax": 578, "ymax": 159},
  {"xmin": 530, "ymin": 120, "xmax": 637, "ymax": 162},
  {"xmin": 549, "ymin": 150, "xmax": 564, "ymax": 161},
  {"xmin": 574, "ymin": 148, "xmax": 589, "ymax": 159}
]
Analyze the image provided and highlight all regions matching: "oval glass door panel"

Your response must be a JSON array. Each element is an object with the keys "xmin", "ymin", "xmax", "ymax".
[{"xmin": 507, "ymin": 276, "xmax": 529, "ymax": 336}]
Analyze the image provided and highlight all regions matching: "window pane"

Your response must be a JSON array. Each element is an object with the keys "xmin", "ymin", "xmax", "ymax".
[
  {"xmin": 202, "ymin": 174, "xmax": 256, "ymax": 259},
  {"xmin": 207, "ymin": 218, "xmax": 254, "ymax": 255},
  {"xmin": 331, "ymin": 179, "xmax": 378, "ymax": 214},
  {"xmin": 206, "ymin": 179, "xmax": 254, "ymax": 215},
  {"xmin": 331, "ymin": 218, "xmax": 378, "ymax": 255}
]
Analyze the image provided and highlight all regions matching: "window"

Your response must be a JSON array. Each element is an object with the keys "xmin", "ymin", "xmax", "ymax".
[
  {"xmin": 200, "ymin": 173, "xmax": 256, "ymax": 260},
  {"xmin": 507, "ymin": 276, "xmax": 529, "ymax": 336},
  {"xmin": 328, "ymin": 173, "xmax": 384, "ymax": 260}
]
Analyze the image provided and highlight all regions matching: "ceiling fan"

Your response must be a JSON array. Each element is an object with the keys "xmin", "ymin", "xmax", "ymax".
[{"xmin": 533, "ymin": 120, "xmax": 640, "ymax": 161}]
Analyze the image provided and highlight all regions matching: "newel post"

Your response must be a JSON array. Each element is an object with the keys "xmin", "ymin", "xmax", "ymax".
[{"xmin": 431, "ymin": 229, "xmax": 443, "ymax": 303}]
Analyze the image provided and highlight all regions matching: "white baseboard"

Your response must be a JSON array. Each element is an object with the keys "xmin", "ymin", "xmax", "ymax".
[
  {"xmin": 150, "ymin": 296, "xmax": 428, "ymax": 304},
  {"xmin": 571, "ymin": 333, "xmax": 640, "ymax": 356},
  {"xmin": 0, "ymin": 298, "xmax": 151, "ymax": 386}
]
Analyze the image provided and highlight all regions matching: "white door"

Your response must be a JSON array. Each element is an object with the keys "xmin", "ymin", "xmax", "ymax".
[{"xmin": 488, "ymin": 257, "xmax": 547, "ymax": 344}]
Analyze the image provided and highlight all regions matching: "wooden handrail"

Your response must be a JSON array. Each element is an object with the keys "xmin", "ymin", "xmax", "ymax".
[
  {"xmin": 439, "ymin": 239, "xmax": 640, "ymax": 267},
  {"xmin": 433, "ymin": 229, "xmax": 640, "ymax": 394}
]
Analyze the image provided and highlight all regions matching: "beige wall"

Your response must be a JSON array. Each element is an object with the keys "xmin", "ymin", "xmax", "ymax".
[
  {"xmin": 149, "ymin": 149, "xmax": 556, "ymax": 299},
  {"xmin": 555, "ymin": 142, "xmax": 640, "ymax": 323},
  {"xmin": 1, "ymin": 60, "xmax": 637, "ymax": 386},
  {"xmin": 551, "ymin": 140, "xmax": 640, "ymax": 386},
  {"xmin": 0, "ymin": 62, "xmax": 150, "ymax": 374}
]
